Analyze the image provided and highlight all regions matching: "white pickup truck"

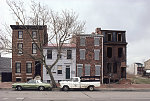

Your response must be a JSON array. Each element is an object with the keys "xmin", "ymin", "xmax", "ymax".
[{"xmin": 59, "ymin": 77, "xmax": 100, "ymax": 91}]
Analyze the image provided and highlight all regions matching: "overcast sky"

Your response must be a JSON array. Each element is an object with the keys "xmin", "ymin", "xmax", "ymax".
[{"xmin": 0, "ymin": 0, "xmax": 150, "ymax": 65}]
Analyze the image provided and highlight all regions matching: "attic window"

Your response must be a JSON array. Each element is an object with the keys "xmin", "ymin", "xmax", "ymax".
[{"xmin": 117, "ymin": 33, "xmax": 122, "ymax": 42}]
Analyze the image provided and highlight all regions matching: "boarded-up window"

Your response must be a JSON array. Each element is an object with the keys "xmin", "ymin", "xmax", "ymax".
[
  {"xmin": 80, "ymin": 37, "xmax": 85, "ymax": 46},
  {"xmin": 94, "ymin": 49, "xmax": 100, "ymax": 60},
  {"xmin": 77, "ymin": 64, "xmax": 83, "ymax": 77},
  {"xmin": 94, "ymin": 37, "xmax": 99, "ymax": 46},
  {"xmin": 85, "ymin": 64, "xmax": 90, "ymax": 76},
  {"xmin": 107, "ymin": 63, "xmax": 112, "ymax": 73},
  {"xmin": 118, "ymin": 48, "xmax": 123, "ymax": 58},
  {"xmin": 57, "ymin": 65, "xmax": 62, "ymax": 74},
  {"xmin": 107, "ymin": 47, "xmax": 112, "ymax": 58},
  {"xmin": 95, "ymin": 65, "xmax": 101, "ymax": 76},
  {"xmin": 113, "ymin": 63, "xmax": 117, "ymax": 73},
  {"xmin": 80, "ymin": 49, "xmax": 85, "ymax": 59}
]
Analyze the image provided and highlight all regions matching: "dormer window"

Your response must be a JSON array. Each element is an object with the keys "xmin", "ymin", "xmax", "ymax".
[
  {"xmin": 117, "ymin": 33, "xmax": 122, "ymax": 42},
  {"xmin": 107, "ymin": 33, "xmax": 112, "ymax": 41}
]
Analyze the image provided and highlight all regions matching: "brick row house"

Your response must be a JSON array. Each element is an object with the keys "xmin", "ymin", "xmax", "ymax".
[
  {"xmin": 11, "ymin": 24, "xmax": 127, "ymax": 83},
  {"xmin": 11, "ymin": 25, "xmax": 48, "ymax": 82}
]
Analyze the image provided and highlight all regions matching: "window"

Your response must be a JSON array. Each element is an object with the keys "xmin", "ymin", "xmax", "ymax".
[
  {"xmin": 85, "ymin": 64, "xmax": 90, "ymax": 76},
  {"xmin": 80, "ymin": 49, "xmax": 85, "ymax": 60},
  {"xmin": 57, "ymin": 65, "xmax": 62, "ymax": 74},
  {"xmin": 113, "ymin": 63, "xmax": 117, "ymax": 73},
  {"xmin": 18, "ymin": 43, "xmax": 23, "ymax": 54},
  {"xmin": 18, "ymin": 31, "xmax": 23, "ymax": 39},
  {"xmin": 118, "ymin": 48, "xmax": 123, "ymax": 58},
  {"xmin": 32, "ymin": 43, "xmax": 37, "ymax": 54},
  {"xmin": 77, "ymin": 64, "xmax": 83, "ymax": 77},
  {"xmin": 94, "ymin": 37, "xmax": 99, "ymax": 46},
  {"xmin": 67, "ymin": 50, "xmax": 72, "ymax": 59},
  {"xmin": 117, "ymin": 33, "xmax": 122, "ymax": 42},
  {"xmin": 26, "ymin": 63, "xmax": 32, "ymax": 73},
  {"xmin": 107, "ymin": 33, "xmax": 112, "ymax": 41},
  {"xmin": 107, "ymin": 63, "xmax": 112, "ymax": 73},
  {"xmin": 32, "ymin": 31, "xmax": 37, "ymax": 39},
  {"xmin": 57, "ymin": 54, "xmax": 62, "ymax": 59},
  {"xmin": 47, "ymin": 50, "xmax": 52, "ymax": 59},
  {"xmin": 94, "ymin": 50, "xmax": 100, "ymax": 60},
  {"xmin": 15, "ymin": 62, "xmax": 21, "ymax": 73},
  {"xmin": 80, "ymin": 37, "xmax": 85, "ymax": 46},
  {"xmin": 95, "ymin": 65, "xmax": 101, "ymax": 76},
  {"xmin": 16, "ymin": 78, "xmax": 21, "ymax": 82},
  {"xmin": 107, "ymin": 47, "xmax": 112, "ymax": 58}
]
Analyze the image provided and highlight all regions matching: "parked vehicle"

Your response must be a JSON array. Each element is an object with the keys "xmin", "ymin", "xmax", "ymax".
[
  {"xmin": 12, "ymin": 79, "xmax": 51, "ymax": 91},
  {"xmin": 59, "ymin": 76, "xmax": 101, "ymax": 91}
]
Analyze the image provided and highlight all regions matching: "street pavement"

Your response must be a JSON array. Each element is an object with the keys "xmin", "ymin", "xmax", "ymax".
[{"xmin": 1, "ymin": 90, "xmax": 150, "ymax": 101}]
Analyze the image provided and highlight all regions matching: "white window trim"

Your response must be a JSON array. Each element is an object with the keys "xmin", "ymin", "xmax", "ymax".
[
  {"xmin": 85, "ymin": 64, "xmax": 90, "ymax": 76},
  {"xmin": 94, "ymin": 37, "xmax": 100, "ymax": 46},
  {"xmin": 94, "ymin": 49, "xmax": 100, "ymax": 60},
  {"xmin": 80, "ymin": 49, "xmax": 85, "ymax": 60},
  {"xmin": 80, "ymin": 37, "xmax": 85, "ymax": 46},
  {"xmin": 95, "ymin": 65, "xmax": 101, "ymax": 76}
]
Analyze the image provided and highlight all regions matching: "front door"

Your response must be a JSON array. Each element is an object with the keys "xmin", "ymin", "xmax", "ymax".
[
  {"xmin": 35, "ymin": 61, "xmax": 41, "ymax": 76},
  {"xmin": 66, "ymin": 68, "xmax": 70, "ymax": 79}
]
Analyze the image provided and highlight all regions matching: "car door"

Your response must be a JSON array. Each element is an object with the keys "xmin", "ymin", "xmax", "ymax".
[{"xmin": 24, "ymin": 80, "xmax": 36, "ymax": 89}]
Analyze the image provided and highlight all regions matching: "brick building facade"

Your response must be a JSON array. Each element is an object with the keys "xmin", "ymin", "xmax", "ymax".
[
  {"xmin": 11, "ymin": 25, "xmax": 48, "ymax": 82},
  {"xmin": 71, "ymin": 28, "xmax": 104, "ymax": 83},
  {"xmin": 102, "ymin": 29, "xmax": 127, "ymax": 83}
]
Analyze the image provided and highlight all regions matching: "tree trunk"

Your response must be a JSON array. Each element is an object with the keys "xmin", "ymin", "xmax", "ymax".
[{"xmin": 48, "ymin": 68, "xmax": 57, "ymax": 88}]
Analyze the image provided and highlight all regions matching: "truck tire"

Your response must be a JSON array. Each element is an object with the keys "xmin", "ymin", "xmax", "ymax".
[
  {"xmin": 88, "ymin": 86, "xmax": 94, "ymax": 91},
  {"xmin": 63, "ymin": 86, "xmax": 69, "ymax": 91},
  {"xmin": 16, "ymin": 86, "xmax": 22, "ymax": 91}
]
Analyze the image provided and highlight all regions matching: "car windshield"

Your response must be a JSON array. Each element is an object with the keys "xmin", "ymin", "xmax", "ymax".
[{"xmin": 28, "ymin": 80, "xmax": 36, "ymax": 83}]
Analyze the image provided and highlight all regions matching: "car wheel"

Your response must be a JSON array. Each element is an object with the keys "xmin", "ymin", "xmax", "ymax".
[
  {"xmin": 16, "ymin": 86, "xmax": 22, "ymax": 91},
  {"xmin": 39, "ymin": 86, "xmax": 45, "ymax": 91},
  {"xmin": 88, "ymin": 86, "xmax": 94, "ymax": 91},
  {"xmin": 63, "ymin": 86, "xmax": 69, "ymax": 91}
]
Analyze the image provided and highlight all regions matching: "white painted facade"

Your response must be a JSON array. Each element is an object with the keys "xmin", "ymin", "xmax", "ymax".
[
  {"xmin": 127, "ymin": 63, "xmax": 143, "ymax": 75},
  {"xmin": 43, "ymin": 45, "xmax": 76, "ymax": 83}
]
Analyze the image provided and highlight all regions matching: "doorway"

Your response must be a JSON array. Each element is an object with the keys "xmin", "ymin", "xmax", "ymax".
[
  {"xmin": 35, "ymin": 61, "xmax": 41, "ymax": 76},
  {"xmin": 121, "ymin": 67, "xmax": 126, "ymax": 78},
  {"xmin": 66, "ymin": 66, "xmax": 70, "ymax": 79}
]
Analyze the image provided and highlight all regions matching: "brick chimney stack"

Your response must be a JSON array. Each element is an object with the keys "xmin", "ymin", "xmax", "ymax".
[{"xmin": 95, "ymin": 28, "xmax": 101, "ymax": 34}]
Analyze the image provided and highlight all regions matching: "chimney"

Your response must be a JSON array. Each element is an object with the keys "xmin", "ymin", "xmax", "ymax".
[
  {"xmin": 16, "ymin": 22, "xmax": 19, "ymax": 25},
  {"xmin": 95, "ymin": 28, "xmax": 101, "ymax": 34}
]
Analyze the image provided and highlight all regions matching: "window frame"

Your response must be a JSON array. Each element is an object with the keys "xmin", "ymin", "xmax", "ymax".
[
  {"xmin": 17, "ymin": 43, "xmax": 23, "ymax": 54},
  {"xmin": 117, "ymin": 33, "xmax": 122, "ymax": 42},
  {"xmin": 47, "ymin": 50, "xmax": 52, "ymax": 59},
  {"xmin": 80, "ymin": 37, "xmax": 85, "ymax": 46},
  {"xmin": 85, "ymin": 64, "xmax": 90, "ymax": 76},
  {"xmin": 77, "ymin": 64, "xmax": 83, "ymax": 77},
  {"xmin": 32, "ymin": 43, "xmax": 37, "ymax": 54},
  {"xmin": 26, "ymin": 63, "xmax": 32, "ymax": 73},
  {"xmin": 107, "ymin": 33, "xmax": 112, "ymax": 41},
  {"xmin": 32, "ymin": 31, "xmax": 37, "ymax": 39},
  {"xmin": 57, "ymin": 65, "xmax": 62, "ymax": 75},
  {"xmin": 94, "ymin": 49, "xmax": 100, "ymax": 60},
  {"xmin": 15, "ymin": 62, "xmax": 21, "ymax": 73},
  {"xmin": 67, "ymin": 50, "xmax": 72, "ymax": 59},
  {"xmin": 94, "ymin": 37, "xmax": 100, "ymax": 46},
  {"xmin": 80, "ymin": 49, "xmax": 85, "ymax": 60},
  {"xmin": 18, "ymin": 31, "xmax": 23, "ymax": 39},
  {"xmin": 95, "ymin": 65, "xmax": 101, "ymax": 76}
]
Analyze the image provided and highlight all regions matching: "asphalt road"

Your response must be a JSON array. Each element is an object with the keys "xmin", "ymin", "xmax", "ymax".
[{"xmin": 0, "ymin": 90, "xmax": 150, "ymax": 101}]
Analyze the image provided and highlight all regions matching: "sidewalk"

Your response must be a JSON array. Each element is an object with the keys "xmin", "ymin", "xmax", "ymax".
[{"xmin": 1, "ymin": 82, "xmax": 150, "ymax": 91}]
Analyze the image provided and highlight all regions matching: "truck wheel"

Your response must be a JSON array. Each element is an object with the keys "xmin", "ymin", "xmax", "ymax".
[
  {"xmin": 63, "ymin": 86, "xmax": 69, "ymax": 91},
  {"xmin": 39, "ymin": 86, "xmax": 45, "ymax": 91},
  {"xmin": 88, "ymin": 86, "xmax": 94, "ymax": 91},
  {"xmin": 16, "ymin": 86, "xmax": 22, "ymax": 91}
]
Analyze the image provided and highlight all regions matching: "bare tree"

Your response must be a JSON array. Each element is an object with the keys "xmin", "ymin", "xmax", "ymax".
[{"xmin": 2, "ymin": 0, "xmax": 85, "ymax": 88}]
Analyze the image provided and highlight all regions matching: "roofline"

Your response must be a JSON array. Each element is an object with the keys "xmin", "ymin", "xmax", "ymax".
[
  {"xmin": 76, "ymin": 34, "xmax": 103, "ymax": 37},
  {"xmin": 10, "ymin": 25, "xmax": 47, "ymax": 30},
  {"xmin": 101, "ymin": 30, "xmax": 126, "ymax": 32}
]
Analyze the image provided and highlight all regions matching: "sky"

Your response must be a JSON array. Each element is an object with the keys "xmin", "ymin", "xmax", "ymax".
[{"xmin": 0, "ymin": 0, "xmax": 150, "ymax": 65}]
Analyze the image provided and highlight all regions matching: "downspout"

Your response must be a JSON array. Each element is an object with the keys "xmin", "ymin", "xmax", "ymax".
[{"xmin": 102, "ymin": 36, "xmax": 104, "ymax": 84}]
